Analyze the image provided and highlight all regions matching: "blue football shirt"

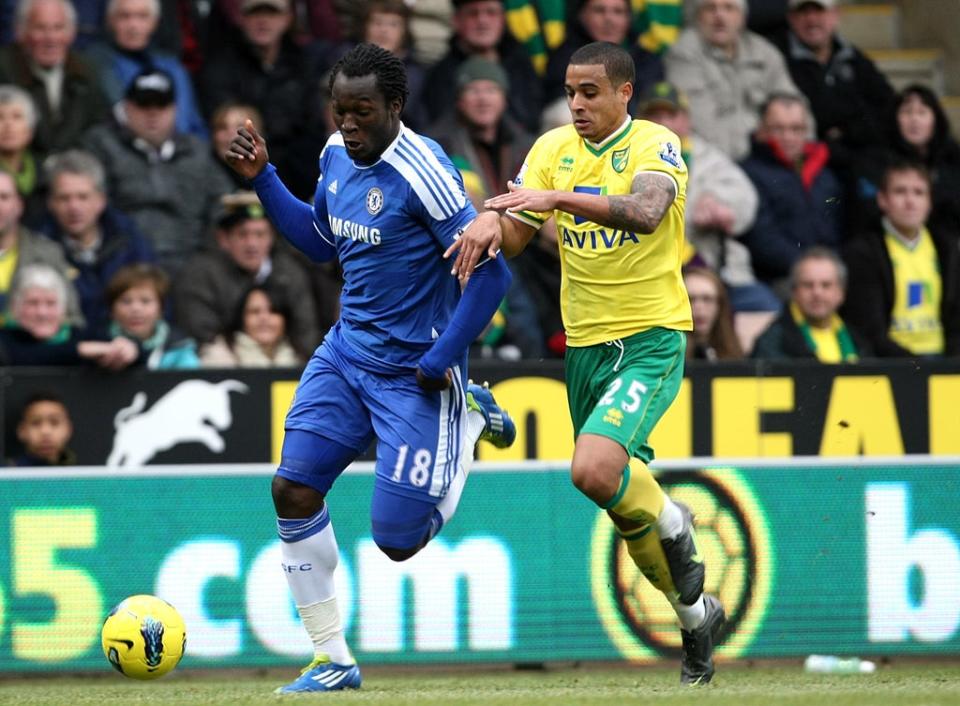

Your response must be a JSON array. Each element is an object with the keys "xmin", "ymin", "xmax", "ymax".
[{"xmin": 312, "ymin": 125, "xmax": 478, "ymax": 373}]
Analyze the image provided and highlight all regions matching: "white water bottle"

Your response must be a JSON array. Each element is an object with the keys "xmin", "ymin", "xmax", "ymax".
[{"xmin": 804, "ymin": 655, "xmax": 876, "ymax": 674}]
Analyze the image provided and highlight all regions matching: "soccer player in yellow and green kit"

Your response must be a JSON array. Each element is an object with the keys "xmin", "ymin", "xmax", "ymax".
[{"xmin": 447, "ymin": 41, "xmax": 726, "ymax": 685}]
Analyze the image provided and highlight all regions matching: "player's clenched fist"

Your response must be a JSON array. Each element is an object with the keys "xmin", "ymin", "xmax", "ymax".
[
  {"xmin": 225, "ymin": 119, "xmax": 269, "ymax": 180},
  {"xmin": 416, "ymin": 367, "xmax": 452, "ymax": 392}
]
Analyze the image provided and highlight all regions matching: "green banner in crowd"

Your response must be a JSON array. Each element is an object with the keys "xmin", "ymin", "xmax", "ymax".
[{"xmin": 0, "ymin": 461, "xmax": 958, "ymax": 671}]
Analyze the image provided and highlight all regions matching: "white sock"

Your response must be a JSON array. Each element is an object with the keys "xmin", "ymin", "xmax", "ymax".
[
  {"xmin": 672, "ymin": 594, "xmax": 706, "ymax": 631},
  {"xmin": 435, "ymin": 408, "xmax": 486, "ymax": 523},
  {"xmin": 279, "ymin": 520, "xmax": 352, "ymax": 663},
  {"xmin": 655, "ymin": 494, "xmax": 684, "ymax": 540}
]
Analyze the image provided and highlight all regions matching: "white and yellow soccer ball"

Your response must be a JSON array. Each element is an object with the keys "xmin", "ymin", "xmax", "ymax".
[{"xmin": 101, "ymin": 595, "xmax": 186, "ymax": 679}]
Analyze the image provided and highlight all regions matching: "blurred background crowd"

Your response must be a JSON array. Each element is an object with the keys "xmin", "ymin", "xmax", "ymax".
[{"xmin": 0, "ymin": 0, "xmax": 958, "ymax": 387}]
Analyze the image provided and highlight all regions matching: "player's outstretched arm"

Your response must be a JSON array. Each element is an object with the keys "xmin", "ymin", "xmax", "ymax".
[
  {"xmin": 228, "ymin": 121, "xmax": 335, "ymax": 263},
  {"xmin": 488, "ymin": 172, "xmax": 676, "ymax": 235},
  {"xmin": 417, "ymin": 255, "xmax": 513, "ymax": 390},
  {"xmin": 445, "ymin": 199, "xmax": 537, "ymax": 279}
]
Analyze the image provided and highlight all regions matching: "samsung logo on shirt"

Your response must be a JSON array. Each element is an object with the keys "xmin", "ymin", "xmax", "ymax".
[{"xmin": 328, "ymin": 216, "xmax": 382, "ymax": 244}]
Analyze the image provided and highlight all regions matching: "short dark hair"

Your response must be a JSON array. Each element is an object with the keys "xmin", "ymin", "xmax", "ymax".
[
  {"xmin": 328, "ymin": 42, "xmax": 409, "ymax": 110},
  {"xmin": 19, "ymin": 392, "xmax": 69, "ymax": 422},
  {"xmin": 791, "ymin": 246, "xmax": 848, "ymax": 290},
  {"xmin": 880, "ymin": 157, "xmax": 931, "ymax": 192},
  {"xmin": 105, "ymin": 263, "xmax": 170, "ymax": 308},
  {"xmin": 362, "ymin": 0, "xmax": 412, "ymax": 50},
  {"xmin": 759, "ymin": 92, "xmax": 809, "ymax": 122},
  {"xmin": 568, "ymin": 41, "xmax": 634, "ymax": 88}
]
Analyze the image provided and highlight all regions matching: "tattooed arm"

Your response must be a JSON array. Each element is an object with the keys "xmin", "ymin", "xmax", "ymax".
[
  {"xmin": 484, "ymin": 172, "xmax": 677, "ymax": 235},
  {"xmin": 604, "ymin": 172, "xmax": 677, "ymax": 233}
]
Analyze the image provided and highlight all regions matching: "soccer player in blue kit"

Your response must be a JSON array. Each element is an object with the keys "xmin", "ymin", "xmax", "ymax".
[{"xmin": 226, "ymin": 43, "xmax": 516, "ymax": 693}]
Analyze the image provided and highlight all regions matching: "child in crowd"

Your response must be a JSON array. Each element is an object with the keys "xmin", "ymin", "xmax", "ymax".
[
  {"xmin": 11, "ymin": 393, "xmax": 76, "ymax": 466},
  {"xmin": 106, "ymin": 264, "xmax": 200, "ymax": 370}
]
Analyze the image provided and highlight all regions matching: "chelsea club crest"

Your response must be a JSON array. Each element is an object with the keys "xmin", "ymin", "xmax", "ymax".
[{"xmin": 366, "ymin": 187, "xmax": 384, "ymax": 215}]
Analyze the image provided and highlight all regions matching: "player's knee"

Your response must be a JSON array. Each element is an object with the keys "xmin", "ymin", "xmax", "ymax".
[
  {"xmin": 376, "ymin": 542, "xmax": 422, "ymax": 562},
  {"xmin": 272, "ymin": 475, "xmax": 325, "ymax": 516},
  {"xmin": 570, "ymin": 457, "xmax": 620, "ymax": 504}
]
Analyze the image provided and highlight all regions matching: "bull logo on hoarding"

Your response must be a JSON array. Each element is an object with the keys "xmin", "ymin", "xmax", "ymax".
[
  {"xmin": 590, "ymin": 469, "xmax": 773, "ymax": 661},
  {"xmin": 107, "ymin": 380, "xmax": 249, "ymax": 468}
]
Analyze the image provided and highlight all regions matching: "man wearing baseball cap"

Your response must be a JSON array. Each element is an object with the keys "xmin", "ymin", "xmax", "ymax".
[
  {"xmin": 174, "ymin": 190, "xmax": 323, "ymax": 356},
  {"xmin": 772, "ymin": 0, "xmax": 895, "ymax": 169},
  {"xmin": 125, "ymin": 68, "xmax": 176, "ymax": 109},
  {"xmin": 83, "ymin": 67, "xmax": 233, "ymax": 272}
]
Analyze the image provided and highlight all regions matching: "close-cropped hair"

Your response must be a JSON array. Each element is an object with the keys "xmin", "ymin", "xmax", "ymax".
[
  {"xmin": 211, "ymin": 101, "xmax": 265, "ymax": 134},
  {"xmin": 690, "ymin": 0, "xmax": 747, "ymax": 16},
  {"xmin": 569, "ymin": 41, "xmax": 635, "ymax": 88},
  {"xmin": 790, "ymin": 246, "xmax": 848, "ymax": 291},
  {"xmin": 759, "ymin": 91, "xmax": 816, "ymax": 138},
  {"xmin": 10, "ymin": 264, "xmax": 69, "ymax": 312},
  {"xmin": 106, "ymin": 0, "xmax": 160, "ymax": 19},
  {"xmin": 16, "ymin": 0, "xmax": 77, "ymax": 35},
  {"xmin": 880, "ymin": 158, "xmax": 931, "ymax": 192},
  {"xmin": 44, "ymin": 150, "xmax": 107, "ymax": 193},
  {"xmin": 0, "ymin": 84, "xmax": 38, "ymax": 130},
  {"xmin": 759, "ymin": 92, "xmax": 810, "ymax": 121},
  {"xmin": 19, "ymin": 391, "xmax": 69, "ymax": 421}
]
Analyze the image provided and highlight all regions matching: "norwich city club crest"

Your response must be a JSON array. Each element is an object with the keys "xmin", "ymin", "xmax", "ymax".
[
  {"xmin": 591, "ymin": 468, "xmax": 773, "ymax": 661},
  {"xmin": 611, "ymin": 147, "xmax": 630, "ymax": 173}
]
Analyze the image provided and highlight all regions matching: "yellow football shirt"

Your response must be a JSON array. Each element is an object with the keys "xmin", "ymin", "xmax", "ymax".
[
  {"xmin": 509, "ymin": 117, "xmax": 692, "ymax": 347},
  {"xmin": 885, "ymin": 228, "xmax": 944, "ymax": 354},
  {"xmin": 0, "ymin": 244, "xmax": 19, "ymax": 295}
]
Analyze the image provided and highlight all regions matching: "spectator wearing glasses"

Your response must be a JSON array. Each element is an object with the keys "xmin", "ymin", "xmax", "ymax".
[{"xmin": 739, "ymin": 92, "xmax": 843, "ymax": 294}]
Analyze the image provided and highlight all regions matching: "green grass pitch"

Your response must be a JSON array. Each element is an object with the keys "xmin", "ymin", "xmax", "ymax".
[{"xmin": 2, "ymin": 662, "xmax": 958, "ymax": 705}]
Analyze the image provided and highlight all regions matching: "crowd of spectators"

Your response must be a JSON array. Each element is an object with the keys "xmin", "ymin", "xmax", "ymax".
[{"xmin": 0, "ymin": 0, "xmax": 958, "ymax": 386}]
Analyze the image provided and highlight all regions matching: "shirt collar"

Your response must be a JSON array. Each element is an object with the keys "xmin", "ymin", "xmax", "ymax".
[
  {"xmin": 585, "ymin": 116, "xmax": 631, "ymax": 151},
  {"xmin": 63, "ymin": 233, "xmax": 102, "ymax": 263},
  {"xmin": 882, "ymin": 216, "xmax": 925, "ymax": 249},
  {"xmin": 351, "ymin": 121, "xmax": 405, "ymax": 170}
]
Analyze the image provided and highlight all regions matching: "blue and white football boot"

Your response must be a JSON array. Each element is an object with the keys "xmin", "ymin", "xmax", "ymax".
[
  {"xmin": 466, "ymin": 380, "xmax": 517, "ymax": 449},
  {"xmin": 274, "ymin": 656, "xmax": 362, "ymax": 694}
]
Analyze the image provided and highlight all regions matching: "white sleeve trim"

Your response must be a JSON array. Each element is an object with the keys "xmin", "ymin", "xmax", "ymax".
[
  {"xmin": 632, "ymin": 169, "xmax": 679, "ymax": 198},
  {"xmin": 312, "ymin": 218, "xmax": 336, "ymax": 246}
]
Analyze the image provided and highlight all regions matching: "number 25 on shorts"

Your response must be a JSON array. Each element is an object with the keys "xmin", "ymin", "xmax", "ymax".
[{"xmin": 598, "ymin": 377, "xmax": 648, "ymax": 413}]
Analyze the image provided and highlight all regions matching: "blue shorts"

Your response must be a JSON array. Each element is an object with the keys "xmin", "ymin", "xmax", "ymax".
[{"xmin": 278, "ymin": 336, "xmax": 469, "ymax": 547}]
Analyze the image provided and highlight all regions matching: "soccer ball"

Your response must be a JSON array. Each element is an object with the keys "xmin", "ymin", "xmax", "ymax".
[{"xmin": 101, "ymin": 595, "xmax": 187, "ymax": 679}]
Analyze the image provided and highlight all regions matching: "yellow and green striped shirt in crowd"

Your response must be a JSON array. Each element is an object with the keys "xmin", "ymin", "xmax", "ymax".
[
  {"xmin": 505, "ymin": 0, "xmax": 549, "ymax": 75},
  {"xmin": 505, "ymin": 0, "xmax": 683, "ymax": 66}
]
